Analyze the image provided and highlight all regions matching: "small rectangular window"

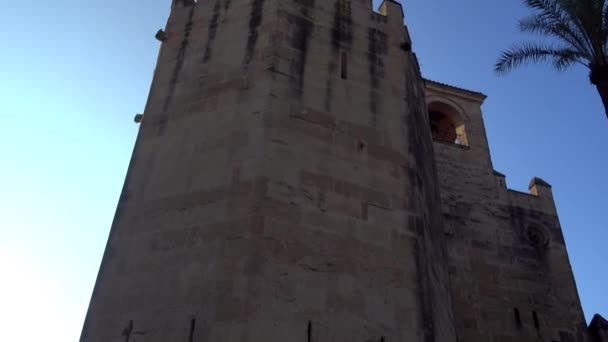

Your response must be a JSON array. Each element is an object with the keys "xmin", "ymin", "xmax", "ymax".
[
  {"xmin": 340, "ymin": 52, "xmax": 348, "ymax": 79},
  {"xmin": 307, "ymin": 321, "xmax": 312, "ymax": 342},
  {"xmin": 188, "ymin": 319, "xmax": 196, "ymax": 342},
  {"xmin": 514, "ymin": 308, "xmax": 522, "ymax": 327},
  {"xmin": 533, "ymin": 311, "xmax": 540, "ymax": 330}
]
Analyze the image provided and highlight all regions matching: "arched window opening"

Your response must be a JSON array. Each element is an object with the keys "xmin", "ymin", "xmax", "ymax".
[
  {"xmin": 429, "ymin": 110, "xmax": 457, "ymax": 143},
  {"xmin": 427, "ymin": 101, "xmax": 468, "ymax": 146}
]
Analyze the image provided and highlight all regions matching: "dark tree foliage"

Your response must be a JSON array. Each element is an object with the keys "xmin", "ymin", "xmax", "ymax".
[{"xmin": 496, "ymin": 0, "xmax": 608, "ymax": 120}]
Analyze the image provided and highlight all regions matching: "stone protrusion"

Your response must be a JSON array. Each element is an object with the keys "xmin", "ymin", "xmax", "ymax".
[
  {"xmin": 529, "ymin": 177, "xmax": 553, "ymax": 198},
  {"xmin": 155, "ymin": 29, "xmax": 168, "ymax": 42},
  {"xmin": 401, "ymin": 25, "xmax": 413, "ymax": 54},
  {"xmin": 493, "ymin": 170, "xmax": 507, "ymax": 189},
  {"xmin": 377, "ymin": 0, "xmax": 404, "ymax": 27},
  {"xmin": 400, "ymin": 41, "xmax": 411, "ymax": 52}
]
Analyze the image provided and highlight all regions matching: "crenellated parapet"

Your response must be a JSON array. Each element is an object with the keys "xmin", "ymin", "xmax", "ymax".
[{"xmin": 494, "ymin": 172, "xmax": 557, "ymax": 213}]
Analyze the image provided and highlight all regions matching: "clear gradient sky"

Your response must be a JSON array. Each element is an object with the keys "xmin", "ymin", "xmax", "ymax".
[{"xmin": 0, "ymin": 0, "xmax": 606, "ymax": 341}]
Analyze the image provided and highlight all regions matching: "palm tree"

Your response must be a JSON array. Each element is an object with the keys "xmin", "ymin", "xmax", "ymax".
[{"xmin": 495, "ymin": 0, "xmax": 608, "ymax": 120}]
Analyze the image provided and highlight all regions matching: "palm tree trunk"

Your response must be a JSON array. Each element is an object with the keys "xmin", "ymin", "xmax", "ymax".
[
  {"xmin": 591, "ymin": 65, "xmax": 608, "ymax": 120},
  {"xmin": 595, "ymin": 81, "xmax": 608, "ymax": 120}
]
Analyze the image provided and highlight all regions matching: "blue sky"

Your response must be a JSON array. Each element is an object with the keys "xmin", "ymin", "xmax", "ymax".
[{"xmin": 0, "ymin": 0, "xmax": 605, "ymax": 340}]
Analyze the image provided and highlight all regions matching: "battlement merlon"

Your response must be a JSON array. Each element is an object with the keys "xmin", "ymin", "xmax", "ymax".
[
  {"xmin": 375, "ymin": 0, "xmax": 415, "ymax": 51},
  {"xmin": 171, "ymin": 0, "xmax": 196, "ymax": 9},
  {"xmin": 494, "ymin": 170, "xmax": 557, "ymax": 212},
  {"xmin": 163, "ymin": 0, "xmax": 414, "ymax": 44},
  {"xmin": 529, "ymin": 177, "xmax": 553, "ymax": 198},
  {"xmin": 377, "ymin": 1, "xmax": 404, "ymax": 25},
  {"xmin": 589, "ymin": 314, "xmax": 608, "ymax": 342}
]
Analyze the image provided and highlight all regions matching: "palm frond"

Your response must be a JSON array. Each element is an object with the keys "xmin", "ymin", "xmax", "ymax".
[
  {"xmin": 496, "ymin": 0, "xmax": 608, "ymax": 74},
  {"xmin": 518, "ymin": 14, "xmax": 593, "ymax": 58},
  {"xmin": 495, "ymin": 43, "xmax": 585, "ymax": 74},
  {"xmin": 552, "ymin": 49, "xmax": 586, "ymax": 70},
  {"xmin": 525, "ymin": 0, "xmax": 560, "ymax": 13},
  {"xmin": 519, "ymin": 14, "xmax": 553, "ymax": 35},
  {"xmin": 522, "ymin": 0, "xmax": 596, "ymax": 60},
  {"xmin": 556, "ymin": 0, "xmax": 603, "ymax": 59}
]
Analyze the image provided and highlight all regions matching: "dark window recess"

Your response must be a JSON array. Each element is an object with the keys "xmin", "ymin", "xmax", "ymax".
[
  {"xmin": 514, "ymin": 308, "xmax": 522, "ymax": 327},
  {"xmin": 429, "ymin": 110, "xmax": 458, "ymax": 144},
  {"xmin": 533, "ymin": 311, "xmax": 540, "ymax": 330},
  {"xmin": 188, "ymin": 319, "xmax": 196, "ymax": 342},
  {"xmin": 340, "ymin": 52, "xmax": 348, "ymax": 79},
  {"xmin": 559, "ymin": 331, "xmax": 576, "ymax": 342},
  {"xmin": 123, "ymin": 320, "xmax": 134, "ymax": 342},
  {"xmin": 381, "ymin": 337, "xmax": 385, "ymax": 342},
  {"xmin": 307, "ymin": 321, "xmax": 312, "ymax": 342},
  {"xmin": 357, "ymin": 140, "xmax": 367, "ymax": 152},
  {"xmin": 427, "ymin": 101, "xmax": 468, "ymax": 146}
]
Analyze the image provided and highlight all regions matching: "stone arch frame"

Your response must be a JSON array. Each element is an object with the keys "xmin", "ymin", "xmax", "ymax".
[
  {"xmin": 426, "ymin": 95, "xmax": 469, "ymax": 146},
  {"xmin": 525, "ymin": 223, "xmax": 551, "ymax": 250}
]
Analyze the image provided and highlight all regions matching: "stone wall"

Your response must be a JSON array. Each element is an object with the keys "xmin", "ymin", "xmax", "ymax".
[
  {"xmin": 80, "ymin": 1, "xmax": 457, "ymax": 341},
  {"xmin": 426, "ymin": 81, "xmax": 589, "ymax": 342},
  {"xmin": 81, "ymin": 0, "xmax": 274, "ymax": 340}
]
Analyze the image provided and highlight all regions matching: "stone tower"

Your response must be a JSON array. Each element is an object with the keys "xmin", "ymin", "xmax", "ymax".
[
  {"xmin": 424, "ymin": 81, "xmax": 591, "ymax": 342},
  {"xmin": 81, "ymin": 0, "xmax": 600, "ymax": 341},
  {"xmin": 80, "ymin": 0, "xmax": 457, "ymax": 341}
]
